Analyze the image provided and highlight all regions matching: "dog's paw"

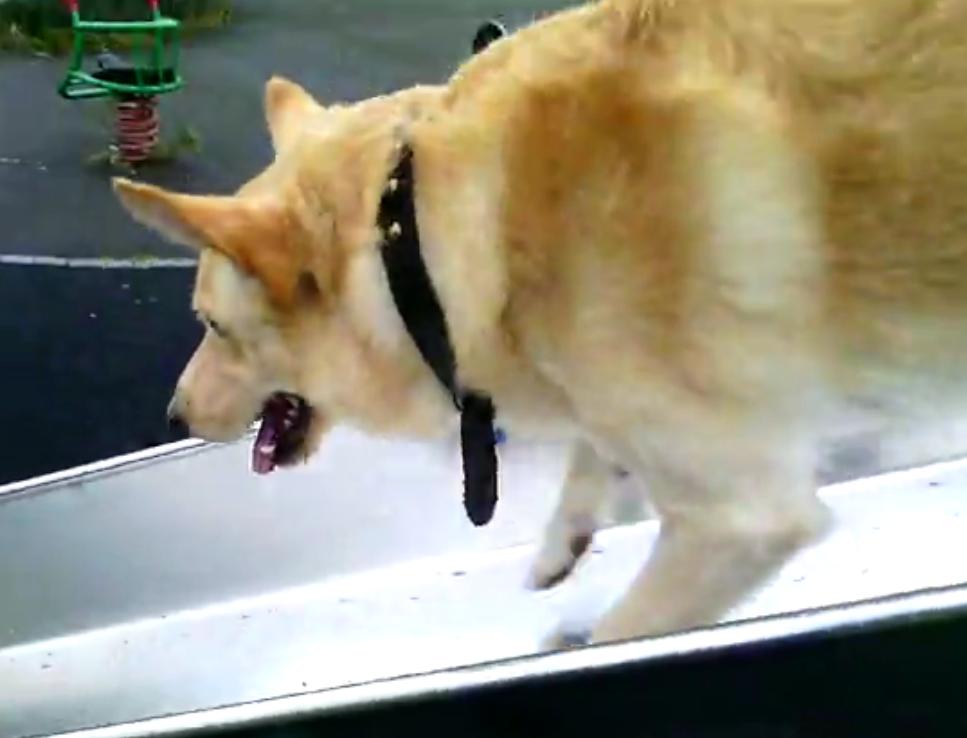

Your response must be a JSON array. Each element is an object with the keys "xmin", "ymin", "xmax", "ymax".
[
  {"xmin": 525, "ymin": 530, "xmax": 593, "ymax": 590},
  {"xmin": 540, "ymin": 626, "xmax": 592, "ymax": 652}
]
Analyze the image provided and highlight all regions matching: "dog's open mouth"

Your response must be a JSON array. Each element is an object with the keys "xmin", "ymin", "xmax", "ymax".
[{"xmin": 252, "ymin": 392, "xmax": 313, "ymax": 475}]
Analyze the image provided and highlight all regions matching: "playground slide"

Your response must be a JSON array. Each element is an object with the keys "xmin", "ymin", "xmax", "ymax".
[{"xmin": 3, "ymin": 431, "xmax": 967, "ymax": 737}]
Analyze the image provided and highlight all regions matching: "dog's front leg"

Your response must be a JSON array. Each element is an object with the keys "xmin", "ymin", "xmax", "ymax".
[
  {"xmin": 572, "ymin": 428, "xmax": 827, "ymax": 644},
  {"xmin": 526, "ymin": 439, "xmax": 618, "ymax": 590},
  {"xmin": 592, "ymin": 431, "xmax": 828, "ymax": 645},
  {"xmin": 590, "ymin": 511, "xmax": 819, "ymax": 644}
]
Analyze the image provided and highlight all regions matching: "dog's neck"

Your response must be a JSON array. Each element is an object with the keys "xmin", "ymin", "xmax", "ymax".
[
  {"xmin": 401, "ymin": 125, "xmax": 512, "ymax": 392},
  {"xmin": 377, "ymin": 140, "xmax": 500, "ymax": 526},
  {"xmin": 377, "ymin": 143, "xmax": 464, "ymax": 409},
  {"xmin": 385, "ymin": 112, "xmax": 579, "ymax": 440}
]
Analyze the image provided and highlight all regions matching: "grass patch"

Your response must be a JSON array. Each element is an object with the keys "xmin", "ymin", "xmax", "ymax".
[
  {"xmin": 0, "ymin": 0, "xmax": 232, "ymax": 56},
  {"xmin": 81, "ymin": 98, "xmax": 203, "ymax": 171},
  {"xmin": 86, "ymin": 123, "xmax": 203, "ymax": 171}
]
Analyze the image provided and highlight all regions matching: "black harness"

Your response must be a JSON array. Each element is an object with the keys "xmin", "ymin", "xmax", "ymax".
[{"xmin": 378, "ymin": 145, "xmax": 499, "ymax": 527}]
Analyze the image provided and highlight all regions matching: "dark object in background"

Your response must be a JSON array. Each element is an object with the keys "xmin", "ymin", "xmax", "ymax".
[
  {"xmin": 95, "ymin": 51, "xmax": 130, "ymax": 71},
  {"xmin": 472, "ymin": 18, "xmax": 508, "ymax": 54},
  {"xmin": 471, "ymin": 11, "xmax": 560, "ymax": 55}
]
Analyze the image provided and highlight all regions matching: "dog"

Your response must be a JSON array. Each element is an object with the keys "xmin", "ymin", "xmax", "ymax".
[{"xmin": 113, "ymin": 0, "xmax": 967, "ymax": 646}]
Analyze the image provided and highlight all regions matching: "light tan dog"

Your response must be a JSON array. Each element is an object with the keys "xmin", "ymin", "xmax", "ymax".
[{"xmin": 113, "ymin": 0, "xmax": 967, "ymax": 646}]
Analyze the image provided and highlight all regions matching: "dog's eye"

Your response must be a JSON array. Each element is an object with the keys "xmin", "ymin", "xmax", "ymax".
[{"xmin": 205, "ymin": 317, "xmax": 230, "ymax": 340}]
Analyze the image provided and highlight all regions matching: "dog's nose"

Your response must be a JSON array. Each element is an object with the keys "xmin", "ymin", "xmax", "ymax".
[
  {"xmin": 166, "ymin": 400, "xmax": 189, "ymax": 437},
  {"xmin": 167, "ymin": 411, "xmax": 189, "ymax": 437}
]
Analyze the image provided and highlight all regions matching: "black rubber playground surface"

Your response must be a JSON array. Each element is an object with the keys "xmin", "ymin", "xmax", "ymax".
[
  {"xmin": 0, "ymin": 265, "xmax": 199, "ymax": 483},
  {"xmin": 0, "ymin": 0, "xmax": 569, "ymax": 485}
]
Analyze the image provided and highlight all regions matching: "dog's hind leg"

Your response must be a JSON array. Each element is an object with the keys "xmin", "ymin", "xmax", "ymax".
[
  {"xmin": 527, "ymin": 439, "xmax": 619, "ymax": 590},
  {"xmin": 588, "ymin": 427, "xmax": 829, "ymax": 645}
]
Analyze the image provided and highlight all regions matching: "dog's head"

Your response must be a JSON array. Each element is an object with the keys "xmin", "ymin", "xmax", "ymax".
[{"xmin": 113, "ymin": 77, "xmax": 453, "ymax": 473}]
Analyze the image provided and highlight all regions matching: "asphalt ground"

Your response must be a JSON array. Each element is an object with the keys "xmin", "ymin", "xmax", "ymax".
[{"xmin": 0, "ymin": 265, "xmax": 199, "ymax": 483}]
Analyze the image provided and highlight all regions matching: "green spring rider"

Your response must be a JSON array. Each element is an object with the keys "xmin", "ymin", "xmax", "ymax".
[{"xmin": 58, "ymin": 0, "xmax": 184, "ymax": 164}]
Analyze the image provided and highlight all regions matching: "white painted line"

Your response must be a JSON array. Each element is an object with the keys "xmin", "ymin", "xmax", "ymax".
[{"xmin": 0, "ymin": 254, "xmax": 197, "ymax": 269}]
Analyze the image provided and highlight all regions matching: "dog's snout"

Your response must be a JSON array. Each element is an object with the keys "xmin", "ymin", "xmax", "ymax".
[
  {"xmin": 167, "ymin": 413, "xmax": 189, "ymax": 437},
  {"xmin": 166, "ymin": 399, "xmax": 189, "ymax": 437}
]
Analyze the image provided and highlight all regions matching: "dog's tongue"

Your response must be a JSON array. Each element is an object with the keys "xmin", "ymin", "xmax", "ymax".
[{"xmin": 252, "ymin": 397, "xmax": 286, "ymax": 475}]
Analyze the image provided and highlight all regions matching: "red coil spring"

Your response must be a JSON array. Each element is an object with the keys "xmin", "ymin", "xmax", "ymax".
[{"xmin": 115, "ymin": 97, "xmax": 159, "ymax": 165}]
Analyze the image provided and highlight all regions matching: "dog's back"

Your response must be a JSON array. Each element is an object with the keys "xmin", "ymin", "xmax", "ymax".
[{"xmin": 428, "ymin": 0, "xmax": 967, "ymax": 447}]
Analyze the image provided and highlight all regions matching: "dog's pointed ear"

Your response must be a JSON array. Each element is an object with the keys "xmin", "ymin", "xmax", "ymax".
[
  {"xmin": 112, "ymin": 177, "xmax": 239, "ymax": 251},
  {"xmin": 112, "ymin": 177, "xmax": 307, "ymax": 307},
  {"xmin": 265, "ymin": 76, "xmax": 322, "ymax": 152}
]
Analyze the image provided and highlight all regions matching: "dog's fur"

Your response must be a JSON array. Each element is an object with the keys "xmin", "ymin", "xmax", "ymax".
[{"xmin": 114, "ymin": 0, "xmax": 967, "ymax": 646}]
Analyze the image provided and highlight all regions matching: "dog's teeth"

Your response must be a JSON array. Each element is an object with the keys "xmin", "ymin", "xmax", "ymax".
[{"xmin": 259, "ymin": 443, "xmax": 276, "ymax": 454}]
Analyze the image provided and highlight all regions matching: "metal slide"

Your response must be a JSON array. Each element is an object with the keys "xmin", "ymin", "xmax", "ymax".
[{"xmin": 3, "ymin": 431, "xmax": 967, "ymax": 737}]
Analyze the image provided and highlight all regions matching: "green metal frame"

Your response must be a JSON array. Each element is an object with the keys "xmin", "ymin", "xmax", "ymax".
[{"xmin": 58, "ymin": 2, "xmax": 184, "ymax": 100}]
